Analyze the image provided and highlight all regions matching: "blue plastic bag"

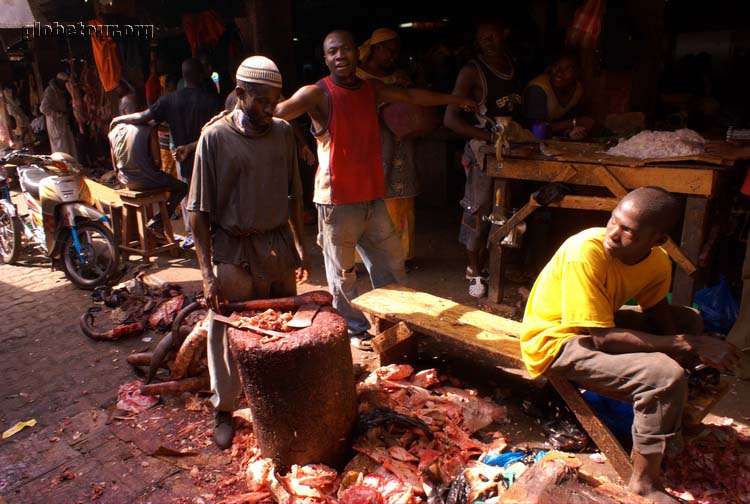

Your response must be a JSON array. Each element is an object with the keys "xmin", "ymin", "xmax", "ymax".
[
  {"xmin": 582, "ymin": 391, "xmax": 634, "ymax": 438},
  {"xmin": 694, "ymin": 275, "xmax": 740, "ymax": 334}
]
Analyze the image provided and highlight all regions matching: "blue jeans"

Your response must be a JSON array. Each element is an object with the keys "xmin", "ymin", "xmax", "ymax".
[{"xmin": 317, "ymin": 200, "xmax": 406, "ymax": 334}]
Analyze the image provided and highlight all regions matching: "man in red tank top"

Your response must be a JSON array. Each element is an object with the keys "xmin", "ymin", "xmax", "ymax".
[{"xmin": 276, "ymin": 30, "xmax": 475, "ymax": 348}]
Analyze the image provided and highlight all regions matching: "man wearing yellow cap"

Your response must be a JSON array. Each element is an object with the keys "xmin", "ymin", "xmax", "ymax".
[
  {"xmin": 357, "ymin": 28, "xmax": 419, "ymax": 264},
  {"xmin": 188, "ymin": 56, "xmax": 310, "ymax": 449}
]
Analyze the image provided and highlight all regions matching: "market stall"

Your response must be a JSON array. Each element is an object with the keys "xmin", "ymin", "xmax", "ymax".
[{"xmin": 481, "ymin": 141, "xmax": 736, "ymax": 307}]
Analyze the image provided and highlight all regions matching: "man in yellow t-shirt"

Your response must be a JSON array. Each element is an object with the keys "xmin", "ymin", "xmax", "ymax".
[{"xmin": 521, "ymin": 186, "xmax": 740, "ymax": 503}]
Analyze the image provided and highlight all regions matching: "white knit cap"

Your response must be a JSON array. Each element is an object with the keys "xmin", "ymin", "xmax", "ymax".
[{"xmin": 236, "ymin": 56, "xmax": 282, "ymax": 88}]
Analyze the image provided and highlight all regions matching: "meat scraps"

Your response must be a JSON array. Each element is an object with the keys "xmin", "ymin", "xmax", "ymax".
[
  {"xmin": 241, "ymin": 365, "xmax": 510, "ymax": 503},
  {"xmin": 607, "ymin": 128, "xmax": 706, "ymax": 159},
  {"xmin": 230, "ymin": 309, "xmax": 295, "ymax": 338}
]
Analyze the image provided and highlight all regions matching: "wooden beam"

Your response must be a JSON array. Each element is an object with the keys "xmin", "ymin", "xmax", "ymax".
[
  {"xmin": 547, "ymin": 196, "xmax": 619, "ymax": 211},
  {"xmin": 595, "ymin": 166, "xmax": 628, "ymax": 197},
  {"xmin": 549, "ymin": 377, "xmax": 633, "ymax": 482},
  {"xmin": 672, "ymin": 196, "xmax": 709, "ymax": 305},
  {"xmin": 662, "ymin": 238, "xmax": 697, "ymax": 275},
  {"xmin": 493, "ymin": 159, "xmax": 716, "ymax": 196}
]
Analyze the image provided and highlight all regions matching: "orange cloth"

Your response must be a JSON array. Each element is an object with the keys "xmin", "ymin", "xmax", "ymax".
[
  {"xmin": 89, "ymin": 19, "xmax": 122, "ymax": 92},
  {"xmin": 145, "ymin": 74, "xmax": 162, "ymax": 105}
]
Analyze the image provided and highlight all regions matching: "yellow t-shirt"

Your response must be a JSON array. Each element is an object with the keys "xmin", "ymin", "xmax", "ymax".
[{"xmin": 520, "ymin": 228, "xmax": 672, "ymax": 378}]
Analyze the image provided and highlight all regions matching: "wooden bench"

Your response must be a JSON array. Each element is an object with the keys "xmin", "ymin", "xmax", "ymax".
[{"xmin": 352, "ymin": 284, "xmax": 728, "ymax": 482}]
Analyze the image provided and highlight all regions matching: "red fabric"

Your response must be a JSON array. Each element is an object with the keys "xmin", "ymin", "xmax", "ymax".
[
  {"xmin": 321, "ymin": 76, "xmax": 385, "ymax": 204},
  {"xmin": 741, "ymin": 168, "xmax": 750, "ymax": 196},
  {"xmin": 145, "ymin": 73, "xmax": 162, "ymax": 105},
  {"xmin": 182, "ymin": 10, "xmax": 225, "ymax": 57},
  {"xmin": 566, "ymin": 0, "xmax": 604, "ymax": 49},
  {"xmin": 89, "ymin": 19, "xmax": 122, "ymax": 92}
]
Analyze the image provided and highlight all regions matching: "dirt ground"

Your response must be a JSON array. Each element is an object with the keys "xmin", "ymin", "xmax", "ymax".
[{"xmin": 1, "ymin": 203, "xmax": 749, "ymax": 502}]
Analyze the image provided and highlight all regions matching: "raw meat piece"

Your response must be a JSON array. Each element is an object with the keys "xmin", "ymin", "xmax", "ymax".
[
  {"xmin": 116, "ymin": 380, "xmax": 159, "ymax": 413},
  {"xmin": 376, "ymin": 364, "xmax": 414, "ymax": 381}
]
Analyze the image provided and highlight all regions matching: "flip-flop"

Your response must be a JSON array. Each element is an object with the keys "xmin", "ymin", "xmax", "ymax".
[{"xmin": 350, "ymin": 334, "xmax": 373, "ymax": 351}]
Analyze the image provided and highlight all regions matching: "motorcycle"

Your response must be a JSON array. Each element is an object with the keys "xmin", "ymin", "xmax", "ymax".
[{"xmin": 0, "ymin": 149, "xmax": 120, "ymax": 289}]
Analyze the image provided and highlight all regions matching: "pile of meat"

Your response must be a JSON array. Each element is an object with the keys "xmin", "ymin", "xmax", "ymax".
[
  {"xmin": 606, "ymin": 129, "xmax": 706, "ymax": 159},
  {"xmin": 231, "ymin": 309, "xmax": 294, "ymax": 333},
  {"xmin": 665, "ymin": 421, "xmax": 750, "ymax": 503},
  {"xmin": 238, "ymin": 364, "xmax": 510, "ymax": 503}
]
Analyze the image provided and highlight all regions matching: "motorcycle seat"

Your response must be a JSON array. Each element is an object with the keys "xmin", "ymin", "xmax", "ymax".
[{"xmin": 18, "ymin": 166, "xmax": 48, "ymax": 200}]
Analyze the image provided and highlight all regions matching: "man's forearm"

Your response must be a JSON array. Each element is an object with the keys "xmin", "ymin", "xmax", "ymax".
[
  {"xmin": 112, "ymin": 111, "xmax": 152, "ymax": 126},
  {"xmin": 189, "ymin": 210, "xmax": 214, "ymax": 280},
  {"xmin": 590, "ymin": 327, "xmax": 691, "ymax": 357},
  {"xmin": 287, "ymin": 197, "xmax": 306, "ymax": 257}
]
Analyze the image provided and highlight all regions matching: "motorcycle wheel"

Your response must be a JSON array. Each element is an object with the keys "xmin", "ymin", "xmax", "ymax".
[
  {"xmin": 60, "ymin": 221, "xmax": 120, "ymax": 289},
  {"xmin": 0, "ymin": 205, "xmax": 22, "ymax": 264}
]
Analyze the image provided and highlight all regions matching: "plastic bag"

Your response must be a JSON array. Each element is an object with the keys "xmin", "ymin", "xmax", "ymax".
[{"xmin": 694, "ymin": 275, "xmax": 740, "ymax": 334}]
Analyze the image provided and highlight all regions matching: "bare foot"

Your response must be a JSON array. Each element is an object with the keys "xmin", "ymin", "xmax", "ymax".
[{"xmin": 628, "ymin": 483, "xmax": 680, "ymax": 503}]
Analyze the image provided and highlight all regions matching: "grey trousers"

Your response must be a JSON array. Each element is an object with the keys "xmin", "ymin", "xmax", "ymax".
[
  {"xmin": 316, "ymin": 200, "xmax": 406, "ymax": 334},
  {"xmin": 207, "ymin": 263, "xmax": 296, "ymax": 412},
  {"xmin": 547, "ymin": 305, "xmax": 701, "ymax": 457}
]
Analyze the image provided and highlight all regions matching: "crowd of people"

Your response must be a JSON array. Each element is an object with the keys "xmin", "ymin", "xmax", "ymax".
[{"xmin": 2, "ymin": 20, "xmax": 746, "ymax": 504}]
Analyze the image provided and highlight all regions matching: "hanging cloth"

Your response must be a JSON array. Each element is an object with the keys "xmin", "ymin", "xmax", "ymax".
[
  {"xmin": 566, "ymin": 0, "xmax": 605, "ymax": 49},
  {"xmin": 182, "ymin": 10, "xmax": 226, "ymax": 57},
  {"xmin": 89, "ymin": 19, "xmax": 122, "ymax": 92}
]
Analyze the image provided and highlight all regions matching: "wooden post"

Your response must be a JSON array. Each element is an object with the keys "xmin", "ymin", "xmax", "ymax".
[
  {"xmin": 672, "ymin": 196, "xmax": 708, "ymax": 306},
  {"xmin": 549, "ymin": 377, "xmax": 633, "ymax": 482},
  {"xmin": 245, "ymin": 0, "xmax": 298, "ymax": 94},
  {"xmin": 487, "ymin": 179, "xmax": 509, "ymax": 304}
]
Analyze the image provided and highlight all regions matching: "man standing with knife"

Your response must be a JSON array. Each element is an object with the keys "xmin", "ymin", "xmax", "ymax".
[{"xmin": 189, "ymin": 56, "xmax": 309, "ymax": 449}]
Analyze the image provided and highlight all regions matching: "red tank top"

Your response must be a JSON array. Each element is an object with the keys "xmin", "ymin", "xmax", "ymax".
[{"xmin": 313, "ymin": 76, "xmax": 384, "ymax": 205}]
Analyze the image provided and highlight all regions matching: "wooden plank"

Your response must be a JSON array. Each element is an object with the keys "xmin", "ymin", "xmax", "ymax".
[
  {"xmin": 352, "ymin": 284, "xmax": 525, "ymax": 369},
  {"xmin": 549, "ymin": 377, "xmax": 633, "ymax": 482},
  {"xmin": 672, "ymin": 196, "xmax": 709, "ymax": 305},
  {"xmin": 490, "ymin": 159, "xmax": 716, "ymax": 196}
]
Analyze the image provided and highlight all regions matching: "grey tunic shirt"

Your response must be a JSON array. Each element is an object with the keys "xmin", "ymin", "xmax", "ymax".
[{"xmin": 188, "ymin": 114, "xmax": 302, "ymax": 278}]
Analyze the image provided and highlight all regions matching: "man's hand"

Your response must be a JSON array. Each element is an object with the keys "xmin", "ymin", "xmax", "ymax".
[
  {"xmin": 109, "ymin": 116, "xmax": 122, "ymax": 130},
  {"xmin": 203, "ymin": 274, "xmax": 225, "ymax": 313},
  {"xmin": 458, "ymin": 97, "xmax": 478, "ymax": 112},
  {"xmin": 296, "ymin": 266, "xmax": 309, "ymax": 285},
  {"xmin": 686, "ymin": 334, "xmax": 742, "ymax": 371},
  {"xmin": 568, "ymin": 126, "xmax": 588, "ymax": 141},
  {"xmin": 173, "ymin": 144, "xmax": 192, "ymax": 163},
  {"xmin": 300, "ymin": 144, "xmax": 316, "ymax": 166},
  {"xmin": 296, "ymin": 252, "xmax": 310, "ymax": 285}
]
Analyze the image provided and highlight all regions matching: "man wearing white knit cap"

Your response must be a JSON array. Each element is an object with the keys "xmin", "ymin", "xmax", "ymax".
[{"xmin": 188, "ymin": 55, "xmax": 309, "ymax": 449}]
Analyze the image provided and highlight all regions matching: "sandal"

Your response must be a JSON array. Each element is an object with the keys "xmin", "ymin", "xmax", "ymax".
[
  {"xmin": 468, "ymin": 276, "xmax": 488, "ymax": 298},
  {"xmin": 350, "ymin": 333, "xmax": 374, "ymax": 351}
]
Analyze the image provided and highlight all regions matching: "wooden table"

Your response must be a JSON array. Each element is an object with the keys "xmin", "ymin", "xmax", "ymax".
[{"xmin": 484, "ymin": 142, "xmax": 734, "ymax": 307}]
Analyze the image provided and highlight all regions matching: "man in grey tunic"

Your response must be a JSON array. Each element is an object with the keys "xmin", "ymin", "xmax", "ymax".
[{"xmin": 188, "ymin": 56, "xmax": 309, "ymax": 449}]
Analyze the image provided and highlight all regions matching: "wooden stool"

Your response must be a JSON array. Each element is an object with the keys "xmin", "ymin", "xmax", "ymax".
[{"xmin": 116, "ymin": 188, "xmax": 179, "ymax": 262}]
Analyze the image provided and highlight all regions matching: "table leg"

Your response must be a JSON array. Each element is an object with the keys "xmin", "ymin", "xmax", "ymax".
[
  {"xmin": 487, "ymin": 179, "xmax": 509, "ymax": 304},
  {"xmin": 672, "ymin": 196, "xmax": 708, "ymax": 306}
]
